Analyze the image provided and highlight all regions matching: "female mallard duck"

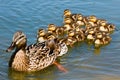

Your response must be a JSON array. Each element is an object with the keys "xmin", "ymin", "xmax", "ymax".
[{"xmin": 6, "ymin": 31, "xmax": 67, "ymax": 72}]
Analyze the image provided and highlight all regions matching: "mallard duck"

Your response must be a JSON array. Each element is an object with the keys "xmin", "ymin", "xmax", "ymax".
[{"xmin": 6, "ymin": 31, "xmax": 67, "ymax": 72}]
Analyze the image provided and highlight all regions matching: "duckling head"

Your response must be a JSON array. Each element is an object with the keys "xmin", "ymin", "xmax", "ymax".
[
  {"xmin": 64, "ymin": 17, "xmax": 73, "ymax": 24},
  {"xmin": 46, "ymin": 33, "xmax": 56, "ymax": 40},
  {"xmin": 48, "ymin": 24, "xmax": 56, "ymax": 32},
  {"xmin": 63, "ymin": 24, "xmax": 71, "ymax": 31},
  {"xmin": 88, "ymin": 15, "xmax": 97, "ymax": 23},
  {"xmin": 68, "ymin": 29, "xmax": 75, "ymax": 37},
  {"xmin": 37, "ymin": 29, "xmax": 46, "ymax": 37},
  {"xmin": 76, "ymin": 14, "xmax": 83, "ymax": 21},
  {"xmin": 64, "ymin": 9, "xmax": 72, "ymax": 17},
  {"xmin": 6, "ymin": 31, "xmax": 27, "ymax": 52}
]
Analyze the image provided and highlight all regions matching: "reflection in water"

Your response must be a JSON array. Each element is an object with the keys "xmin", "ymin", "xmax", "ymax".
[
  {"xmin": 8, "ymin": 66, "xmax": 57, "ymax": 80},
  {"xmin": 1, "ymin": 0, "xmax": 120, "ymax": 80}
]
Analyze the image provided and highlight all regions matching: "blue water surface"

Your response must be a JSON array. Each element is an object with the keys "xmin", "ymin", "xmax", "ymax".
[{"xmin": 0, "ymin": 0, "xmax": 120, "ymax": 80}]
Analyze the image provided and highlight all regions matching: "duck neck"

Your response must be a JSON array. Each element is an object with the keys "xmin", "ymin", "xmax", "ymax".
[{"xmin": 9, "ymin": 43, "xmax": 28, "ymax": 71}]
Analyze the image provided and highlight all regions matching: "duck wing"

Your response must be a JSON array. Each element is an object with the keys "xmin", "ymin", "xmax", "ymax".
[{"xmin": 25, "ymin": 41, "xmax": 59, "ymax": 71}]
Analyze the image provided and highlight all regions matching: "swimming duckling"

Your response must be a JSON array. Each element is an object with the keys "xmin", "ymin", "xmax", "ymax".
[
  {"xmin": 47, "ymin": 24, "xmax": 56, "ymax": 33},
  {"xmin": 55, "ymin": 26, "xmax": 65, "ymax": 36},
  {"xmin": 45, "ymin": 33, "xmax": 56, "ymax": 41},
  {"xmin": 87, "ymin": 15, "xmax": 97, "ymax": 27},
  {"xmin": 37, "ymin": 29, "xmax": 46, "ymax": 42},
  {"xmin": 102, "ymin": 35, "xmax": 112, "ymax": 45},
  {"xmin": 63, "ymin": 9, "xmax": 72, "ymax": 17},
  {"xmin": 63, "ymin": 23, "xmax": 72, "ymax": 31},
  {"xmin": 105, "ymin": 23, "xmax": 115, "ymax": 33},
  {"xmin": 64, "ymin": 17, "xmax": 73, "ymax": 24}
]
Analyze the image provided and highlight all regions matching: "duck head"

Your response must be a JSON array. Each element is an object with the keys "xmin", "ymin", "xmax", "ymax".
[{"xmin": 6, "ymin": 31, "xmax": 27, "ymax": 52}]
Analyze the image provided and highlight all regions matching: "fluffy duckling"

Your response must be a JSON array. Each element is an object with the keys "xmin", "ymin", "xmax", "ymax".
[
  {"xmin": 102, "ymin": 35, "xmax": 112, "ymax": 45},
  {"xmin": 105, "ymin": 23, "xmax": 115, "ymax": 33},
  {"xmin": 47, "ymin": 24, "xmax": 56, "ymax": 33},
  {"xmin": 97, "ymin": 19, "xmax": 107, "ymax": 26},
  {"xmin": 37, "ymin": 29, "xmax": 46, "ymax": 42},
  {"xmin": 6, "ymin": 31, "xmax": 62, "ymax": 72},
  {"xmin": 45, "ymin": 33, "xmax": 56, "ymax": 41},
  {"xmin": 87, "ymin": 15, "xmax": 97, "ymax": 27},
  {"xmin": 63, "ymin": 23, "xmax": 72, "ymax": 31},
  {"xmin": 64, "ymin": 17, "xmax": 73, "ymax": 24},
  {"xmin": 55, "ymin": 26, "xmax": 65, "ymax": 36},
  {"xmin": 63, "ymin": 9, "xmax": 72, "ymax": 17},
  {"xmin": 85, "ymin": 28, "xmax": 96, "ymax": 42},
  {"xmin": 65, "ymin": 36, "xmax": 77, "ymax": 47}
]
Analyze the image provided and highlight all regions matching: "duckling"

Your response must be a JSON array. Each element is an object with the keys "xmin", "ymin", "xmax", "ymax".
[
  {"xmin": 45, "ymin": 33, "xmax": 56, "ymax": 41},
  {"xmin": 6, "ymin": 31, "xmax": 63, "ymax": 72},
  {"xmin": 37, "ymin": 29, "xmax": 46, "ymax": 42},
  {"xmin": 94, "ymin": 38, "xmax": 103, "ymax": 48},
  {"xmin": 47, "ymin": 24, "xmax": 56, "ymax": 33},
  {"xmin": 97, "ymin": 19, "xmax": 107, "ymax": 26},
  {"xmin": 63, "ymin": 23, "xmax": 72, "ymax": 31},
  {"xmin": 65, "ymin": 36, "xmax": 77, "ymax": 47},
  {"xmin": 102, "ymin": 35, "xmax": 112, "ymax": 45},
  {"xmin": 55, "ymin": 26, "xmax": 65, "ymax": 36},
  {"xmin": 87, "ymin": 15, "xmax": 97, "ymax": 27},
  {"xmin": 64, "ymin": 17, "xmax": 73, "ymax": 24},
  {"xmin": 86, "ymin": 29, "xmax": 96, "ymax": 42},
  {"xmin": 105, "ymin": 23, "xmax": 115, "ymax": 33},
  {"xmin": 67, "ymin": 29, "xmax": 75, "ymax": 37},
  {"xmin": 63, "ymin": 9, "xmax": 72, "ymax": 17}
]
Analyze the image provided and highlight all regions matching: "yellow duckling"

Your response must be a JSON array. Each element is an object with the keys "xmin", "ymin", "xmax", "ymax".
[
  {"xmin": 63, "ymin": 9, "xmax": 72, "ymax": 17},
  {"xmin": 94, "ymin": 38, "xmax": 103, "ymax": 48},
  {"xmin": 65, "ymin": 36, "xmax": 77, "ymax": 47},
  {"xmin": 102, "ymin": 35, "xmax": 112, "ymax": 45},
  {"xmin": 45, "ymin": 33, "xmax": 56, "ymax": 41},
  {"xmin": 63, "ymin": 23, "xmax": 72, "ymax": 31},
  {"xmin": 97, "ymin": 19, "xmax": 107, "ymax": 26},
  {"xmin": 47, "ymin": 24, "xmax": 56, "ymax": 33},
  {"xmin": 37, "ymin": 29, "xmax": 46, "ymax": 42},
  {"xmin": 86, "ymin": 29, "xmax": 96, "ymax": 42},
  {"xmin": 87, "ymin": 15, "xmax": 97, "ymax": 27},
  {"xmin": 64, "ymin": 17, "xmax": 73, "ymax": 24},
  {"xmin": 55, "ymin": 26, "xmax": 65, "ymax": 36},
  {"xmin": 105, "ymin": 23, "xmax": 115, "ymax": 33},
  {"xmin": 67, "ymin": 29, "xmax": 75, "ymax": 37},
  {"xmin": 6, "ymin": 31, "xmax": 67, "ymax": 72}
]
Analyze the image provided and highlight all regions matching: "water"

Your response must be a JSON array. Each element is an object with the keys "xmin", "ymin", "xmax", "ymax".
[{"xmin": 0, "ymin": 0, "xmax": 120, "ymax": 80}]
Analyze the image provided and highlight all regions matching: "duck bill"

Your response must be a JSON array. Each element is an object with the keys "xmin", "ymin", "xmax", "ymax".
[{"xmin": 6, "ymin": 42, "xmax": 15, "ymax": 52}]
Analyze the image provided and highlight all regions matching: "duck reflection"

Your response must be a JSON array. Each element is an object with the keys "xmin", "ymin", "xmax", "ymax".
[{"xmin": 8, "ymin": 65, "xmax": 58, "ymax": 80}]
